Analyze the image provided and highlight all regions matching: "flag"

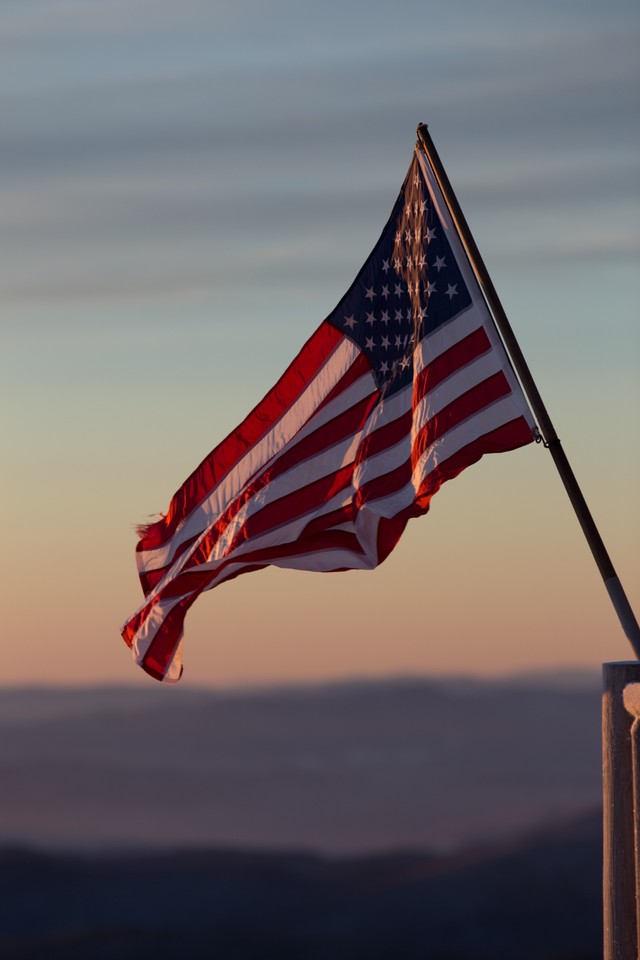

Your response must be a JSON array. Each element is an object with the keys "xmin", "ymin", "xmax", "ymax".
[{"xmin": 122, "ymin": 143, "xmax": 536, "ymax": 682}]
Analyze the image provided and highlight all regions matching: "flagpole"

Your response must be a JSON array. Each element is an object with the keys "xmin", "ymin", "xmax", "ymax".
[{"xmin": 416, "ymin": 123, "xmax": 640, "ymax": 659}]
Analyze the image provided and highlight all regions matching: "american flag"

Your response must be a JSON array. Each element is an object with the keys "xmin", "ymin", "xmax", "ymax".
[{"xmin": 122, "ymin": 144, "xmax": 536, "ymax": 682}]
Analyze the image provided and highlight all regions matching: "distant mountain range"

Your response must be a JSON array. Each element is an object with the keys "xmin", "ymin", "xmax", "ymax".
[
  {"xmin": 0, "ymin": 810, "xmax": 601, "ymax": 959},
  {"xmin": 0, "ymin": 673, "xmax": 602, "ymax": 853}
]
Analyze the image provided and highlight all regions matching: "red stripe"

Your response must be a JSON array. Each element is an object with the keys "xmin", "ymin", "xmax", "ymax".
[
  {"xmin": 137, "ymin": 321, "xmax": 344, "ymax": 553},
  {"xmin": 415, "ymin": 417, "xmax": 533, "ymax": 507},
  {"xmin": 412, "ymin": 371, "xmax": 511, "ymax": 467},
  {"xmin": 413, "ymin": 326, "xmax": 491, "ymax": 405},
  {"xmin": 358, "ymin": 409, "xmax": 413, "ymax": 463},
  {"xmin": 300, "ymin": 504, "xmax": 354, "ymax": 538}
]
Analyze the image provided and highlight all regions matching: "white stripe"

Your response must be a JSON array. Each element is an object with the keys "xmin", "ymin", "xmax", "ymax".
[
  {"xmin": 129, "ymin": 594, "xmax": 185, "ymax": 665},
  {"xmin": 137, "ymin": 338, "xmax": 364, "ymax": 575},
  {"xmin": 209, "ymin": 543, "xmax": 377, "ymax": 582},
  {"xmin": 414, "ymin": 301, "xmax": 487, "ymax": 373}
]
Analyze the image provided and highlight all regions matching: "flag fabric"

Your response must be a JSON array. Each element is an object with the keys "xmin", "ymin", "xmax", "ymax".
[{"xmin": 122, "ymin": 144, "xmax": 536, "ymax": 682}]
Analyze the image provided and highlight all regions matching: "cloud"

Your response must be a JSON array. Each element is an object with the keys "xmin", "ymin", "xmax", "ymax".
[{"xmin": 0, "ymin": 0, "xmax": 637, "ymax": 309}]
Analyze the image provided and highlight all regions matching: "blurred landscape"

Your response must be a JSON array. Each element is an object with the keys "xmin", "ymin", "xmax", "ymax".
[{"xmin": 0, "ymin": 673, "xmax": 602, "ymax": 957}]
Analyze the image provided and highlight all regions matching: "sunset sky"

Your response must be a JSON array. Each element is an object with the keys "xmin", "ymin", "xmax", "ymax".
[{"xmin": 2, "ymin": 0, "xmax": 638, "ymax": 688}]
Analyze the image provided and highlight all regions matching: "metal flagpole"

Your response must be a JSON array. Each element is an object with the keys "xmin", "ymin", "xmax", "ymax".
[{"xmin": 416, "ymin": 122, "xmax": 640, "ymax": 659}]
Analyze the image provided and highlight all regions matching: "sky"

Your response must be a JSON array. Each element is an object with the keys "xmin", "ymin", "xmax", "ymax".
[{"xmin": 1, "ymin": 0, "xmax": 639, "ymax": 688}]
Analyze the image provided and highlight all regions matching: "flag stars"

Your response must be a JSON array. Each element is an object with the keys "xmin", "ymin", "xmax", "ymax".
[
  {"xmin": 381, "ymin": 285, "xmax": 390, "ymax": 300},
  {"xmin": 379, "ymin": 360, "xmax": 389, "ymax": 375},
  {"xmin": 394, "ymin": 335, "xmax": 403, "ymax": 348},
  {"xmin": 365, "ymin": 311, "xmax": 376, "ymax": 326},
  {"xmin": 381, "ymin": 335, "xmax": 390, "ymax": 349},
  {"xmin": 426, "ymin": 227, "xmax": 437, "ymax": 243},
  {"xmin": 433, "ymin": 255, "xmax": 446, "ymax": 272},
  {"xmin": 344, "ymin": 315, "xmax": 357, "ymax": 330},
  {"xmin": 365, "ymin": 286, "xmax": 376, "ymax": 301},
  {"xmin": 394, "ymin": 283, "xmax": 403, "ymax": 297},
  {"xmin": 365, "ymin": 336, "xmax": 375, "ymax": 350},
  {"xmin": 445, "ymin": 283, "xmax": 458, "ymax": 300},
  {"xmin": 380, "ymin": 310, "xmax": 390, "ymax": 325},
  {"xmin": 382, "ymin": 259, "xmax": 390, "ymax": 274},
  {"xmin": 395, "ymin": 309, "xmax": 403, "ymax": 322},
  {"xmin": 426, "ymin": 281, "xmax": 437, "ymax": 296}
]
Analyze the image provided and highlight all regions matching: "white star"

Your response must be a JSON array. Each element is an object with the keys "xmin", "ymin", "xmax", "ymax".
[
  {"xmin": 395, "ymin": 335, "xmax": 402, "ymax": 348},
  {"xmin": 418, "ymin": 255, "xmax": 427, "ymax": 269},
  {"xmin": 426, "ymin": 227, "xmax": 437, "ymax": 243},
  {"xmin": 365, "ymin": 311, "xmax": 376, "ymax": 326},
  {"xmin": 445, "ymin": 283, "xmax": 458, "ymax": 300},
  {"xmin": 344, "ymin": 315, "xmax": 356, "ymax": 330},
  {"xmin": 406, "ymin": 256, "xmax": 413, "ymax": 269},
  {"xmin": 381, "ymin": 285, "xmax": 390, "ymax": 300},
  {"xmin": 426, "ymin": 281, "xmax": 437, "ymax": 296},
  {"xmin": 413, "ymin": 173, "xmax": 420, "ymax": 187},
  {"xmin": 394, "ymin": 231, "xmax": 402, "ymax": 246},
  {"xmin": 394, "ymin": 283, "xmax": 403, "ymax": 297},
  {"xmin": 379, "ymin": 360, "xmax": 389, "ymax": 375},
  {"xmin": 400, "ymin": 355, "xmax": 411, "ymax": 369},
  {"xmin": 365, "ymin": 286, "xmax": 376, "ymax": 301},
  {"xmin": 365, "ymin": 336, "xmax": 375, "ymax": 350},
  {"xmin": 433, "ymin": 255, "xmax": 446, "ymax": 272},
  {"xmin": 393, "ymin": 257, "xmax": 402, "ymax": 271},
  {"xmin": 404, "ymin": 229, "xmax": 412, "ymax": 242},
  {"xmin": 395, "ymin": 309, "xmax": 403, "ymax": 322},
  {"xmin": 382, "ymin": 259, "xmax": 390, "ymax": 274},
  {"xmin": 380, "ymin": 310, "xmax": 390, "ymax": 325},
  {"xmin": 420, "ymin": 199, "xmax": 427, "ymax": 213},
  {"xmin": 381, "ymin": 335, "xmax": 390, "ymax": 349}
]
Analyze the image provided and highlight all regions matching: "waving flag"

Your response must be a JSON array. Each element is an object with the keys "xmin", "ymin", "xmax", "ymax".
[{"xmin": 122, "ymin": 144, "xmax": 536, "ymax": 682}]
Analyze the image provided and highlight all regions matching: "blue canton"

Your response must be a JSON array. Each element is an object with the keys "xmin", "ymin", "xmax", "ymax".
[{"xmin": 327, "ymin": 153, "xmax": 472, "ymax": 396}]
